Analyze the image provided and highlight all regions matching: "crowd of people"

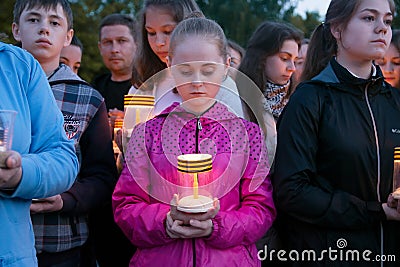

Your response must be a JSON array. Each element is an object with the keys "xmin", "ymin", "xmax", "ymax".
[{"xmin": 1, "ymin": 0, "xmax": 400, "ymax": 266}]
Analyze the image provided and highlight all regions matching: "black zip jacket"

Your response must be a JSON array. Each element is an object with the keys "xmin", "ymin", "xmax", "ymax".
[{"xmin": 271, "ymin": 58, "xmax": 400, "ymax": 266}]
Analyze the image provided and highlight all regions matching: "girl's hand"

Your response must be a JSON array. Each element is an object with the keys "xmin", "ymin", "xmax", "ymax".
[
  {"xmin": 382, "ymin": 203, "xmax": 400, "ymax": 221},
  {"xmin": 386, "ymin": 193, "xmax": 400, "ymax": 213},
  {"xmin": 165, "ymin": 212, "xmax": 213, "ymax": 238}
]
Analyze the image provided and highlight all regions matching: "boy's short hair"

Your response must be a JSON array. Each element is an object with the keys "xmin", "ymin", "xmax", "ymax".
[
  {"xmin": 13, "ymin": 0, "xmax": 73, "ymax": 30},
  {"xmin": 98, "ymin": 13, "xmax": 136, "ymax": 40}
]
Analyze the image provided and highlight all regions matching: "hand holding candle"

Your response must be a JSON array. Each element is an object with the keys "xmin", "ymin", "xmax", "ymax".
[{"xmin": 169, "ymin": 194, "xmax": 220, "ymax": 225}]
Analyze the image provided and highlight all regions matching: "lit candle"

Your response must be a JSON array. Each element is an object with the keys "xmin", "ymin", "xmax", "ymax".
[
  {"xmin": 393, "ymin": 147, "xmax": 400, "ymax": 199},
  {"xmin": 123, "ymin": 94, "xmax": 155, "ymax": 154},
  {"xmin": 193, "ymin": 173, "xmax": 199, "ymax": 199},
  {"xmin": 124, "ymin": 94, "xmax": 155, "ymax": 127},
  {"xmin": 177, "ymin": 153, "xmax": 212, "ymax": 199},
  {"xmin": 135, "ymin": 108, "xmax": 140, "ymax": 126},
  {"xmin": 177, "ymin": 154, "xmax": 213, "ymax": 213}
]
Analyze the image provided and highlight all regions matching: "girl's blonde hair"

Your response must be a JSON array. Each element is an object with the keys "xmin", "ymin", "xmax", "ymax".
[{"xmin": 169, "ymin": 16, "xmax": 228, "ymax": 62}]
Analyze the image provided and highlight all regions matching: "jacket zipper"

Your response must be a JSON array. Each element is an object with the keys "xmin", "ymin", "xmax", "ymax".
[
  {"xmin": 195, "ymin": 117, "xmax": 202, "ymax": 153},
  {"xmin": 192, "ymin": 238, "xmax": 196, "ymax": 267},
  {"xmin": 363, "ymin": 83, "xmax": 383, "ymax": 267},
  {"xmin": 192, "ymin": 116, "xmax": 202, "ymax": 267}
]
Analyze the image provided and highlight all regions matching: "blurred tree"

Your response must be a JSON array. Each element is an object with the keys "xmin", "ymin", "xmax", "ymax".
[
  {"xmin": 394, "ymin": 0, "xmax": 400, "ymax": 28},
  {"xmin": 289, "ymin": 11, "xmax": 322, "ymax": 38},
  {"xmin": 198, "ymin": 0, "xmax": 299, "ymax": 46},
  {"xmin": 2, "ymin": 0, "xmax": 400, "ymax": 81}
]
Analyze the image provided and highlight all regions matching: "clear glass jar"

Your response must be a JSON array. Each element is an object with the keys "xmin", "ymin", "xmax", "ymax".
[
  {"xmin": 122, "ymin": 94, "xmax": 155, "ymax": 154},
  {"xmin": 393, "ymin": 147, "xmax": 400, "ymax": 199},
  {"xmin": 177, "ymin": 153, "xmax": 213, "ymax": 213}
]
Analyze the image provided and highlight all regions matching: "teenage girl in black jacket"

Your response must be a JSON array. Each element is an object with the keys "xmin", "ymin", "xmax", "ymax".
[{"xmin": 271, "ymin": 0, "xmax": 400, "ymax": 266}]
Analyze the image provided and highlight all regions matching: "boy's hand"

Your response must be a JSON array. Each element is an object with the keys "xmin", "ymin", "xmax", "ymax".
[
  {"xmin": 0, "ymin": 151, "xmax": 22, "ymax": 190},
  {"xmin": 30, "ymin": 195, "xmax": 63, "ymax": 214}
]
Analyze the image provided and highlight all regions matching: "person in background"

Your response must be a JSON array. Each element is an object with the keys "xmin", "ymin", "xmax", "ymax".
[
  {"xmin": 91, "ymin": 14, "xmax": 138, "ymax": 267},
  {"xmin": 228, "ymin": 39, "xmax": 245, "ymax": 69},
  {"xmin": 0, "ymin": 32, "xmax": 8, "ymax": 41},
  {"xmin": 131, "ymin": 0, "xmax": 201, "ymax": 89},
  {"xmin": 114, "ymin": 0, "xmax": 202, "ymax": 154},
  {"xmin": 272, "ymin": 0, "xmax": 400, "ymax": 266},
  {"xmin": 114, "ymin": 0, "xmax": 206, "ymax": 170},
  {"xmin": 113, "ymin": 16, "xmax": 275, "ymax": 267},
  {"xmin": 0, "ymin": 41, "xmax": 78, "ymax": 267},
  {"xmin": 376, "ymin": 29, "xmax": 400, "ymax": 88},
  {"xmin": 60, "ymin": 34, "xmax": 83, "ymax": 75},
  {"xmin": 129, "ymin": 0, "xmax": 244, "ymax": 118},
  {"xmin": 292, "ymin": 38, "xmax": 309, "ymax": 89},
  {"xmin": 61, "ymin": 32, "xmax": 108, "ymax": 267},
  {"xmin": 92, "ymin": 13, "xmax": 137, "ymax": 129},
  {"xmin": 238, "ymin": 21, "xmax": 302, "ymax": 122},
  {"xmin": 237, "ymin": 20, "xmax": 302, "ymax": 165},
  {"xmin": 12, "ymin": 0, "xmax": 117, "ymax": 266},
  {"xmin": 227, "ymin": 38, "xmax": 245, "ymax": 79}
]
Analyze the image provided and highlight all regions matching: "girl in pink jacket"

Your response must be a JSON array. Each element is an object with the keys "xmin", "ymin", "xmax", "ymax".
[{"xmin": 112, "ymin": 16, "xmax": 276, "ymax": 267}]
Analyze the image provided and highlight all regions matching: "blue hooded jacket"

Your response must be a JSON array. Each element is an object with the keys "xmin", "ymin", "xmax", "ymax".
[{"xmin": 0, "ymin": 42, "xmax": 78, "ymax": 266}]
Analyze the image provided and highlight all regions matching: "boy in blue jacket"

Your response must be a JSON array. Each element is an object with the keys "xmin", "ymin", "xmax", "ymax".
[
  {"xmin": 0, "ymin": 41, "xmax": 78, "ymax": 266},
  {"xmin": 12, "ymin": 0, "xmax": 118, "ymax": 265}
]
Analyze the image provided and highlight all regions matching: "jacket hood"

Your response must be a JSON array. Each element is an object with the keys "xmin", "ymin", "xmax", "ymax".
[
  {"xmin": 49, "ymin": 64, "xmax": 89, "ymax": 85},
  {"xmin": 158, "ymin": 101, "xmax": 239, "ymax": 123}
]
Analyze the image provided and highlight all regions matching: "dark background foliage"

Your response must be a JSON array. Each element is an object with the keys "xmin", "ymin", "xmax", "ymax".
[{"xmin": 1, "ymin": 0, "xmax": 399, "ymax": 82}]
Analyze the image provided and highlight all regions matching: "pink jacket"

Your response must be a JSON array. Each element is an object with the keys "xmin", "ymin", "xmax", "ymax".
[{"xmin": 112, "ymin": 102, "xmax": 276, "ymax": 267}]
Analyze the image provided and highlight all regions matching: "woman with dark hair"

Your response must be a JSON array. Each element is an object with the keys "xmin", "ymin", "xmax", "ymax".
[
  {"xmin": 292, "ymin": 38, "xmax": 310, "ymax": 88},
  {"xmin": 272, "ymin": 0, "xmax": 400, "ymax": 266},
  {"xmin": 127, "ymin": 0, "xmax": 244, "ymax": 117},
  {"xmin": 237, "ymin": 20, "xmax": 302, "ymax": 164},
  {"xmin": 131, "ymin": 0, "xmax": 202, "ymax": 88},
  {"xmin": 227, "ymin": 39, "xmax": 245, "ymax": 73},
  {"xmin": 376, "ymin": 29, "xmax": 400, "ymax": 88}
]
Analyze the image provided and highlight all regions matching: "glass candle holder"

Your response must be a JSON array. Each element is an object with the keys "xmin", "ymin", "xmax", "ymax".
[
  {"xmin": 393, "ymin": 147, "xmax": 400, "ymax": 199},
  {"xmin": 177, "ymin": 153, "xmax": 213, "ymax": 213},
  {"xmin": 113, "ymin": 118, "xmax": 123, "ymax": 157},
  {"xmin": 123, "ymin": 94, "xmax": 155, "ymax": 154},
  {"xmin": 0, "ymin": 110, "xmax": 17, "ymax": 168}
]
